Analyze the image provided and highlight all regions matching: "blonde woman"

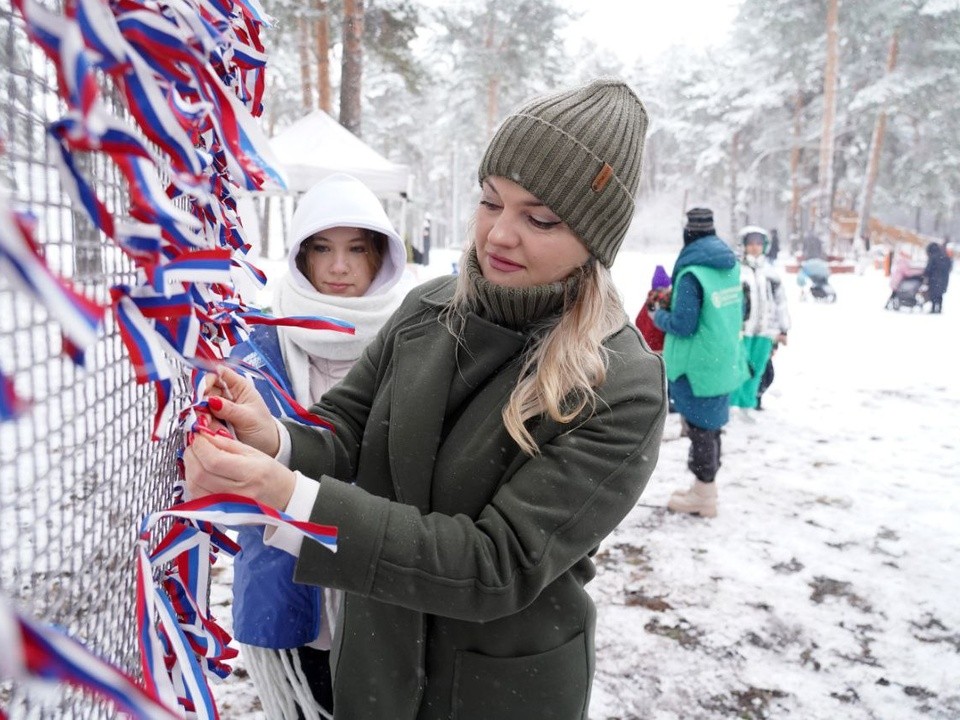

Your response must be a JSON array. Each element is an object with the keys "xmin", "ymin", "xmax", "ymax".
[{"xmin": 187, "ymin": 79, "xmax": 666, "ymax": 720}]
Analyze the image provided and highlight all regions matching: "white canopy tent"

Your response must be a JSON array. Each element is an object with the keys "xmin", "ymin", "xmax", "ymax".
[
  {"xmin": 269, "ymin": 110, "xmax": 412, "ymax": 197},
  {"xmin": 243, "ymin": 110, "xmax": 415, "ymax": 261}
]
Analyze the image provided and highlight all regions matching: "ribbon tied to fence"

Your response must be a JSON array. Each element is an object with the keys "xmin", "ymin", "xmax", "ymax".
[{"xmin": 136, "ymin": 493, "xmax": 338, "ymax": 718}]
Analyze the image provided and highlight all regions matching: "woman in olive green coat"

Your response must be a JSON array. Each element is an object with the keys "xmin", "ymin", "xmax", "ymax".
[{"xmin": 185, "ymin": 78, "xmax": 666, "ymax": 720}]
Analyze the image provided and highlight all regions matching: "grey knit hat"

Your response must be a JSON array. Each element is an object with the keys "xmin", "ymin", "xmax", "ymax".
[
  {"xmin": 478, "ymin": 78, "xmax": 648, "ymax": 268},
  {"xmin": 685, "ymin": 207, "xmax": 715, "ymax": 234}
]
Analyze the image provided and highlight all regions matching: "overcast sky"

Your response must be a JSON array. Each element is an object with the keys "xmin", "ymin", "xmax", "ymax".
[{"xmin": 564, "ymin": 0, "xmax": 741, "ymax": 66}]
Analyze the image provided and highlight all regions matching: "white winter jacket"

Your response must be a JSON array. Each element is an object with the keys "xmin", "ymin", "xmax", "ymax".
[{"xmin": 741, "ymin": 254, "xmax": 790, "ymax": 339}]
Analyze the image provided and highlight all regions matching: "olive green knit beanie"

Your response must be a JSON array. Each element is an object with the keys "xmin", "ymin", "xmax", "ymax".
[{"xmin": 478, "ymin": 77, "xmax": 648, "ymax": 268}]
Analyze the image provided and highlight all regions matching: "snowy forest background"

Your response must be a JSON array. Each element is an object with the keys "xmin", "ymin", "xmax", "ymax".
[
  {"xmin": 0, "ymin": 0, "xmax": 957, "ymax": 717},
  {"xmin": 252, "ymin": 0, "xmax": 960, "ymax": 253}
]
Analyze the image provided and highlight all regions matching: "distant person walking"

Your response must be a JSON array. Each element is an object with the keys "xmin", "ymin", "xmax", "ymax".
[
  {"xmin": 766, "ymin": 228, "xmax": 781, "ymax": 263},
  {"xmin": 730, "ymin": 226, "xmax": 790, "ymax": 411},
  {"xmin": 654, "ymin": 208, "xmax": 744, "ymax": 518},
  {"xmin": 923, "ymin": 242, "xmax": 952, "ymax": 313}
]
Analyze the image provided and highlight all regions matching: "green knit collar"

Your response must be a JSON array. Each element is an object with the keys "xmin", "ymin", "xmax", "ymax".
[{"xmin": 463, "ymin": 248, "xmax": 579, "ymax": 331}]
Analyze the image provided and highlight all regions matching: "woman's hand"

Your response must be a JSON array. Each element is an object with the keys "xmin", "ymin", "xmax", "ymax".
[
  {"xmin": 184, "ymin": 430, "xmax": 297, "ymax": 510},
  {"xmin": 204, "ymin": 366, "xmax": 280, "ymax": 456}
]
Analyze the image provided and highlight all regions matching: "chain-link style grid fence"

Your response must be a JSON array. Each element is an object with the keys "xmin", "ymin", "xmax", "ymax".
[{"xmin": 0, "ymin": 3, "xmax": 184, "ymax": 716}]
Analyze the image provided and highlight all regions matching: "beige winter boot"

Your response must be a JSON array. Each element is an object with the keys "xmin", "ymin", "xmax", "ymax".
[{"xmin": 667, "ymin": 480, "xmax": 717, "ymax": 518}]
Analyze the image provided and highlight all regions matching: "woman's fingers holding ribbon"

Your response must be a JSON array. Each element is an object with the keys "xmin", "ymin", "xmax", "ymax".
[
  {"xmin": 204, "ymin": 366, "xmax": 280, "ymax": 455},
  {"xmin": 184, "ymin": 431, "xmax": 297, "ymax": 510}
]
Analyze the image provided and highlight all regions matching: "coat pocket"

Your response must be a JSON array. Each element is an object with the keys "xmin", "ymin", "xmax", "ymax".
[{"xmin": 452, "ymin": 633, "xmax": 589, "ymax": 720}]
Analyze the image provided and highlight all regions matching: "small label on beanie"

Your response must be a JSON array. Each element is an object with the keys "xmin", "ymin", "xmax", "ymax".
[{"xmin": 592, "ymin": 162, "xmax": 614, "ymax": 193}]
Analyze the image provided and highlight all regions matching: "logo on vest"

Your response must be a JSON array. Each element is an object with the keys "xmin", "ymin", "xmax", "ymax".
[{"xmin": 710, "ymin": 286, "xmax": 741, "ymax": 309}]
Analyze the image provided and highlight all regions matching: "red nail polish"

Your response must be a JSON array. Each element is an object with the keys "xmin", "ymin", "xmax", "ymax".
[{"xmin": 208, "ymin": 397, "xmax": 223, "ymax": 411}]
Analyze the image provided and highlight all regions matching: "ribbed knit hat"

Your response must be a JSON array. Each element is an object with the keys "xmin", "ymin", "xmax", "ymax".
[
  {"xmin": 478, "ymin": 78, "xmax": 648, "ymax": 268},
  {"xmin": 685, "ymin": 207, "xmax": 715, "ymax": 234}
]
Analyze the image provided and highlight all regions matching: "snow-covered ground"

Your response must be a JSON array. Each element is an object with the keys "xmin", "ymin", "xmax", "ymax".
[{"xmin": 211, "ymin": 249, "xmax": 960, "ymax": 719}]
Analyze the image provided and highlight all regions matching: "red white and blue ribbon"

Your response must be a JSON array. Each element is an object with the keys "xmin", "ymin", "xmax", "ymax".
[
  {"xmin": 136, "ymin": 495, "xmax": 337, "ymax": 718},
  {"xmin": 0, "ymin": 192, "xmax": 105, "ymax": 359},
  {"xmin": 0, "ymin": 372, "xmax": 30, "ymax": 422},
  {"xmin": 5, "ymin": 0, "xmax": 354, "ymax": 717},
  {"xmin": 0, "ymin": 596, "xmax": 178, "ymax": 718}
]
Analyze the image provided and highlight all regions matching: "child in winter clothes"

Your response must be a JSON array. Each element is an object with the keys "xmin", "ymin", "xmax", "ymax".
[
  {"xmin": 231, "ymin": 173, "xmax": 409, "ymax": 719},
  {"xmin": 634, "ymin": 265, "xmax": 671, "ymax": 352},
  {"xmin": 730, "ymin": 226, "xmax": 790, "ymax": 410}
]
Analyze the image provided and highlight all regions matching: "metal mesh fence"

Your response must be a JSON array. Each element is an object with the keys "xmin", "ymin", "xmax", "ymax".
[{"xmin": 0, "ymin": 1, "xmax": 184, "ymax": 715}]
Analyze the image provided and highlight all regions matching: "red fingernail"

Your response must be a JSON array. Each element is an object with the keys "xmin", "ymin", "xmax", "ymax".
[
  {"xmin": 216, "ymin": 429, "xmax": 232, "ymax": 439},
  {"xmin": 208, "ymin": 397, "xmax": 223, "ymax": 411},
  {"xmin": 197, "ymin": 426, "xmax": 217, "ymax": 437}
]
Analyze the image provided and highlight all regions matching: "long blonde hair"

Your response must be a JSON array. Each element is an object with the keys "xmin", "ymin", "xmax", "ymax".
[{"xmin": 443, "ymin": 247, "xmax": 626, "ymax": 456}]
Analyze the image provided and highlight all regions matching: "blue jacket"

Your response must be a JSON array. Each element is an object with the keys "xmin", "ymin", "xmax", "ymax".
[
  {"xmin": 654, "ymin": 236, "xmax": 739, "ymax": 430},
  {"xmin": 229, "ymin": 325, "xmax": 325, "ymax": 648}
]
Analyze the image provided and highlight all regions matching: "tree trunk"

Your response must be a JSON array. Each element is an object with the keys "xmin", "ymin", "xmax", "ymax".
[
  {"xmin": 340, "ymin": 0, "xmax": 365, "ymax": 136},
  {"xmin": 730, "ymin": 131, "xmax": 740, "ymax": 237},
  {"xmin": 299, "ymin": 13, "xmax": 314, "ymax": 110},
  {"xmin": 259, "ymin": 196, "xmax": 271, "ymax": 258},
  {"xmin": 315, "ymin": 0, "xmax": 332, "ymax": 113},
  {"xmin": 789, "ymin": 90, "xmax": 803, "ymax": 243},
  {"xmin": 485, "ymin": 9, "xmax": 498, "ymax": 137},
  {"xmin": 855, "ymin": 32, "xmax": 898, "ymax": 244},
  {"xmin": 816, "ymin": 0, "xmax": 840, "ymax": 246}
]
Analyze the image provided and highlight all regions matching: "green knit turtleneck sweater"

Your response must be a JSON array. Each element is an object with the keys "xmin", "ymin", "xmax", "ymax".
[{"xmin": 461, "ymin": 248, "xmax": 581, "ymax": 331}]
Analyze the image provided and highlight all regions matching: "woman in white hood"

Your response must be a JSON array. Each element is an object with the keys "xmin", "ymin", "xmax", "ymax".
[
  {"xmin": 276, "ymin": 173, "xmax": 409, "ymax": 404},
  {"xmin": 232, "ymin": 173, "xmax": 409, "ymax": 719}
]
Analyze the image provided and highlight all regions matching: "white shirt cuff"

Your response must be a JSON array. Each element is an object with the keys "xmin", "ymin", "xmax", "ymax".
[
  {"xmin": 274, "ymin": 418, "xmax": 292, "ymax": 465},
  {"xmin": 262, "ymin": 471, "xmax": 319, "ymax": 557}
]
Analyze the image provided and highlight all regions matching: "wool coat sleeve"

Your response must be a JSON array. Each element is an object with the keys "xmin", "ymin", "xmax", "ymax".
[{"xmin": 284, "ymin": 319, "xmax": 667, "ymax": 623}]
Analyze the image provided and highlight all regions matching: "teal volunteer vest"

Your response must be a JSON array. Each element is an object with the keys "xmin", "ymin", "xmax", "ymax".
[{"xmin": 663, "ymin": 264, "xmax": 744, "ymax": 397}]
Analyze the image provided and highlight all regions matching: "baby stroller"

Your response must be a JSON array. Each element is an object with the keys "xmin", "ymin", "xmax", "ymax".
[
  {"xmin": 885, "ymin": 273, "xmax": 926, "ymax": 311},
  {"xmin": 797, "ymin": 258, "xmax": 837, "ymax": 302}
]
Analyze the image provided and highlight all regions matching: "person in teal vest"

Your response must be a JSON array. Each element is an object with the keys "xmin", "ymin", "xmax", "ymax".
[{"xmin": 654, "ymin": 208, "xmax": 743, "ymax": 517}]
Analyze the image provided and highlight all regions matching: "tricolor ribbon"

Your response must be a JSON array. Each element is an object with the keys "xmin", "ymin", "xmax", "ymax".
[
  {"xmin": 0, "ymin": 372, "xmax": 30, "ymax": 421},
  {"xmin": 136, "ymin": 494, "xmax": 337, "ymax": 718},
  {"xmin": 151, "ymin": 249, "xmax": 233, "ymax": 293},
  {"xmin": 0, "ymin": 595, "xmax": 178, "ymax": 718},
  {"xmin": 0, "ymin": 194, "xmax": 105, "ymax": 359},
  {"xmin": 12, "ymin": 0, "xmax": 107, "ymax": 134},
  {"xmin": 6, "ymin": 1, "xmax": 332, "ymax": 716},
  {"xmin": 239, "ymin": 308, "xmax": 356, "ymax": 334}
]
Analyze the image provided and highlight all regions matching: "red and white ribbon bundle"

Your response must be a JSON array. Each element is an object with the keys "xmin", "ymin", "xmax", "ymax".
[
  {"xmin": 136, "ymin": 494, "xmax": 338, "ymax": 718},
  {"xmin": 0, "ymin": 595, "xmax": 178, "ymax": 718}
]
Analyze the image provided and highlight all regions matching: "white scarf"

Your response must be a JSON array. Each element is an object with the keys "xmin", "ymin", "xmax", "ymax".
[{"xmin": 273, "ymin": 272, "xmax": 405, "ymax": 405}]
